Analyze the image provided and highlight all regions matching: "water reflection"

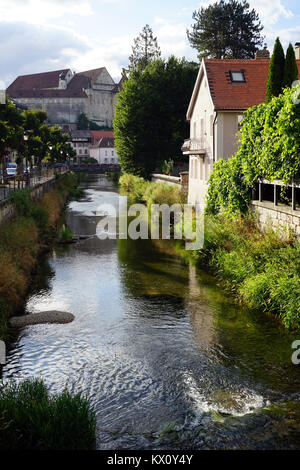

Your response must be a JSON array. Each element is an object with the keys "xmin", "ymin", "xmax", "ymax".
[{"xmin": 1, "ymin": 175, "xmax": 300, "ymax": 450}]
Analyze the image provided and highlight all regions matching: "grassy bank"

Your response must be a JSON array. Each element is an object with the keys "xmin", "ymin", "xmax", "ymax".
[
  {"xmin": 0, "ymin": 379, "xmax": 96, "ymax": 450},
  {"xmin": 180, "ymin": 214, "xmax": 300, "ymax": 329},
  {"xmin": 120, "ymin": 174, "xmax": 299, "ymax": 328},
  {"xmin": 119, "ymin": 173, "xmax": 186, "ymax": 207},
  {"xmin": 0, "ymin": 173, "xmax": 79, "ymax": 341}
]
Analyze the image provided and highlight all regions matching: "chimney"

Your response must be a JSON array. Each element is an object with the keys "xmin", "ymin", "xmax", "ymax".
[
  {"xmin": 295, "ymin": 43, "xmax": 300, "ymax": 60},
  {"xmin": 255, "ymin": 46, "xmax": 270, "ymax": 59}
]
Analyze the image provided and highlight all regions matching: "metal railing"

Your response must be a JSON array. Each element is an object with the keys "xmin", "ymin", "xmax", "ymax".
[
  {"xmin": 252, "ymin": 179, "xmax": 300, "ymax": 211},
  {"xmin": 0, "ymin": 167, "xmax": 69, "ymax": 202}
]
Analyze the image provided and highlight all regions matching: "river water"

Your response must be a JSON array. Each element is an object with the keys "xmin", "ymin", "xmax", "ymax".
[{"xmin": 2, "ymin": 175, "xmax": 300, "ymax": 449}]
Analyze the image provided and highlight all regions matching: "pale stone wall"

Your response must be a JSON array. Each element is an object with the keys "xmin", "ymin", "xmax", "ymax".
[
  {"xmin": 15, "ymin": 97, "xmax": 88, "ymax": 124},
  {"xmin": 13, "ymin": 68, "xmax": 117, "ymax": 126},
  {"xmin": 251, "ymin": 200, "xmax": 300, "ymax": 239},
  {"xmin": 86, "ymin": 69, "xmax": 116, "ymax": 127}
]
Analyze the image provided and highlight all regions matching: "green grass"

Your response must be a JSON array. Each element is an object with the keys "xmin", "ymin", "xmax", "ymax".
[
  {"xmin": 181, "ymin": 214, "xmax": 300, "ymax": 329},
  {"xmin": 0, "ymin": 379, "xmax": 96, "ymax": 450},
  {"xmin": 119, "ymin": 173, "xmax": 186, "ymax": 207}
]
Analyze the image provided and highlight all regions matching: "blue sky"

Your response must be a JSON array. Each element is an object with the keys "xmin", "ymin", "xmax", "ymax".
[{"xmin": 0, "ymin": 0, "xmax": 299, "ymax": 87}]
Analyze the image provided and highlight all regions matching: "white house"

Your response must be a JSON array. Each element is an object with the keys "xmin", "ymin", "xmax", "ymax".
[
  {"xmin": 183, "ymin": 47, "xmax": 300, "ymax": 206},
  {"xmin": 90, "ymin": 137, "xmax": 118, "ymax": 164}
]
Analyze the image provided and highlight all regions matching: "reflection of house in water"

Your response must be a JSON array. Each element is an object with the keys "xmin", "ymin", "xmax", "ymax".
[{"xmin": 185, "ymin": 262, "xmax": 216, "ymax": 349}]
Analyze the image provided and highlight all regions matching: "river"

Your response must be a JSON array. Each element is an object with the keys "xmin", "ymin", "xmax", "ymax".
[{"xmin": 2, "ymin": 174, "xmax": 300, "ymax": 449}]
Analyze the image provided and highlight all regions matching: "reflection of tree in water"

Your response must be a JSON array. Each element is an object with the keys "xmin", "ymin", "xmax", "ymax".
[
  {"xmin": 26, "ymin": 253, "xmax": 56, "ymax": 299},
  {"xmin": 117, "ymin": 237, "xmax": 190, "ymax": 305}
]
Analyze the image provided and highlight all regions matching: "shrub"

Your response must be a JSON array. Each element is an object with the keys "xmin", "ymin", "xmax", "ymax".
[
  {"xmin": 60, "ymin": 224, "xmax": 73, "ymax": 242},
  {"xmin": 182, "ymin": 214, "xmax": 300, "ymax": 329},
  {"xmin": 0, "ymin": 379, "xmax": 96, "ymax": 450}
]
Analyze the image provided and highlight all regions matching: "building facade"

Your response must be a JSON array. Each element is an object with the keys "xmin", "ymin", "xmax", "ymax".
[
  {"xmin": 184, "ymin": 48, "xmax": 300, "ymax": 206},
  {"xmin": 7, "ymin": 67, "xmax": 120, "ymax": 127},
  {"xmin": 90, "ymin": 137, "xmax": 118, "ymax": 165}
]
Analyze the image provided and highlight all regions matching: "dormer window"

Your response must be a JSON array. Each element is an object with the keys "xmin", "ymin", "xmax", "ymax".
[{"xmin": 230, "ymin": 70, "xmax": 245, "ymax": 83}]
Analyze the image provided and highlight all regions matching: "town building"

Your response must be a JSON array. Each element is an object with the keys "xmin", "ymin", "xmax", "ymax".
[
  {"xmin": 6, "ymin": 67, "xmax": 120, "ymax": 128},
  {"xmin": 183, "ymin": 46, "xmax": 300, "ymax": 205},
  {"xmin": 90, "ymin": 136, "xmax": 118, "ymax": 165},
  {"xmin": 67, "ymin": 130, "xmax": 91, "ymax": 163}
]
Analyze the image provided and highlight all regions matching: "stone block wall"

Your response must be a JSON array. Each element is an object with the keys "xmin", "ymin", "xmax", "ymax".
[{"xmin": 250, "ymin": 200, "xmax": 300, "ymax": 239}]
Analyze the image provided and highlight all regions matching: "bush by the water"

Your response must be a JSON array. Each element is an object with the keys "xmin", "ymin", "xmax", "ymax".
[
  {"xmin": 184, "ymin": 214, "xmax": 300, "ymax": 329},
  {"xmin": 0, "ymin": 379, "xmax": 96, "ymax": 450},
  {"xmin": 119, "ymin": 173, "xmax": 186, "ymax": 207}
]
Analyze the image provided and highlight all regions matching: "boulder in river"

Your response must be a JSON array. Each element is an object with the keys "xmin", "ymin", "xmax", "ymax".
[{"xmin": 9, "ymin": 311, "xmax": 75, "ymax": 328}]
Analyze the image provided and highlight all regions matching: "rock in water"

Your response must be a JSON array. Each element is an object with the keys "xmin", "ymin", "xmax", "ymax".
[{"xmin": 9, "ymin": 311, "xmax": 75, "ymax": 327}]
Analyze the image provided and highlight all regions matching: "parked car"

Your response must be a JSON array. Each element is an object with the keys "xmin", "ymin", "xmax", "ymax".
[{"xmin": 6, "ymin": 167, "xmax": 17, "ymax": 179}]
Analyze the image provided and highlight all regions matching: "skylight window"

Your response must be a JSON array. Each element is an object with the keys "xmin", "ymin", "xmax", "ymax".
[{"xmin": 230, "ymin": 71, "xmax": 245, "ymax": 83}]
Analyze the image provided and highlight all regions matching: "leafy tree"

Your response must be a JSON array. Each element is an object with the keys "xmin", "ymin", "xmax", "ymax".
[
  {"xmin": 77, "ymin": 112, "xmax": 89, "ymax": 130},
  {"xmin": 187, "ymin": 0, "xmax": 264, "ymax": 60},
  {"xmin": 48, "ymin": 126, "xmax": 70, "ymax": 164},
  {"xmin": 114, "ymin": 57, "xmax": 198, "ymax": 177},
  {"xmin": 128, "ymin": 24, "xmax": 161, "ymax": 72},
  {"xmin": 266, "ymin": 37, "xmax": 285, "ymax": 103},
  {"xmin": 0, "ymin": 98, "xmax": 23, "ymax": 180},
  {"xmin": 283, "ymin": 43, "xmax": 298, "ymax": 88},
  {"xmin": 21, "ymin": 109, "xmax": 48, "ymax": 170}
]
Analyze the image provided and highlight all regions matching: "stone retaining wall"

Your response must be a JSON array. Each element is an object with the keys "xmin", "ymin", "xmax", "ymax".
[
  {"xmin": 151, "ymin": 172, "xmax": 189, "ymax": 193},
  {"xmin": 251, "ymin": 200, "xmax": 300, "ymax": 238},
  {"xmin": 0, "ymin": 176, "xmax": 57, "ymax": 225}
]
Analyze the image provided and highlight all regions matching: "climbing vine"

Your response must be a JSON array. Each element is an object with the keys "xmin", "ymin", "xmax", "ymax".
[{"xmin": 206, "ymin": 85, "xmax": 300, "ymax": 216}]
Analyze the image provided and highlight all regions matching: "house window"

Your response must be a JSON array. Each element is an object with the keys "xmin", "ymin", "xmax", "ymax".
[
  {"xmin": 111, "ymin": 150, "xmax": 114, "ymax": 156},
  {"xmin": 230, "ymin": 71, "xmax": 245, "ymax": 83}
]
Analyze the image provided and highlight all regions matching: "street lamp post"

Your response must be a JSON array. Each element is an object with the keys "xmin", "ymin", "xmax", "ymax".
[{"xmin": 23, "ymin": 132, "xmax": 29, "ymax": 187}]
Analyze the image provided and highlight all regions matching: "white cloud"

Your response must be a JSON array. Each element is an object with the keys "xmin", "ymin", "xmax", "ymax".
[
  {"xmin": 0, "ymin": 0, "xmax": 93, "ymax": 24},
  {"xmin": 154, "ymin": 17, "xmax": 195, "ymax": 59},
  {"xmin": 0, "ymin": 21, "xmax": 89, "ymax": 86}
]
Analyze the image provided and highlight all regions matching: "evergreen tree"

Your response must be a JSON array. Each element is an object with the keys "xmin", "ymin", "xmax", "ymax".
[
  {"xmin": 266, "ymin": 37, "xmax": 285, "ymax": 103},
  {"xmin": 114, "ymin": 57, "xmax": 198, "ymax": 176},
  {"xmin": 128, "ymin": 24, "xmax": 161, "ymax": 72},
  {"xmin": 77, "ymin": 113, "xmax": 89, "ymax": 130},
  {"xmin": 283, "ymin": 43, "xmax": 298, "ymax": 88},
  {"xmin": 187, "ymin": 0, "xmax": 264, "ymax": 60}
]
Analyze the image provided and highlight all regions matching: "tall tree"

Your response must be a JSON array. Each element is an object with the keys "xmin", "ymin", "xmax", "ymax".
[
  {"xmin": 266, "ymin": 37, "xmax": 285, "ymax": 103},
  {"xmin": 0, "ymin": 98, "xmax": 23, "ymax": 181},
  {"xmin": 128, "ymin": 24, "xmax": 161, "ymax": 72},
  {"xmin": 187, "ymin": 0, "xmax": 264, "ymax": 60},
  {"xmin": 283, "ymin": 43, "xmax": 298, "ymax": 88},
  {"xmin": 77, "ymin": 112, "xmax": 89, "ymax": 130},
  {"xmin": 114, "ymin": 57, "xmax": 198, "ymax": 176}
]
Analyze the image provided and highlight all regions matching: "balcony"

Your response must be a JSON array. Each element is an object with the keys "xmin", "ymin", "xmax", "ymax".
[{"xmin": 181, "ymin": 138, "xmax": 206, "ymax": 155}]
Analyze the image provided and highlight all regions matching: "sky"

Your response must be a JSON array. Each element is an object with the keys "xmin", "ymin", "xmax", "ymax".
[{"xmin": 0, "ymin": 0, "xmax": 299, "ymax": 88}]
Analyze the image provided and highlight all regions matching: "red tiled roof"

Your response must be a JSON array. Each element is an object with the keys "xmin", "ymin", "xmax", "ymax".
[
  {"xmin": 77, "ymin": 68, "xmax": 105, "ymax": 83},
  {"xmin": 7, "ymin": 72, "xmax": 88, "ymax": 99},
  {"xmin": 204, "ymin": 58, "xmax": 300, "ymax": 110},
  {"xmin": 7, "ymin": 69, "xmax": 70, "ymax": 93},
  {"xmin": 90, "ymin": 130, "xmax": 114, "ymax": 145}
]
